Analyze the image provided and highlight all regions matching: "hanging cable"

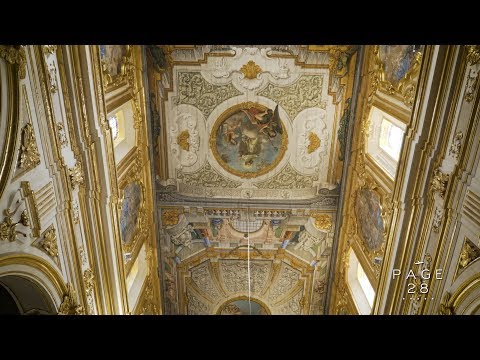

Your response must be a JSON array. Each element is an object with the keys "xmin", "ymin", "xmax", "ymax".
[{"xmin": 246, "ymin": 207, "xmax": 252, "ymax": 315}]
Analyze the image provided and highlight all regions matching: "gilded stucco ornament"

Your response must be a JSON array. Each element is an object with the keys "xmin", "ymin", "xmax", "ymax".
[
  {"xmin": 448, "ymin": 132, "xmax": 464, "ymax": 159},
  {"xmin": 69, "ymin": 162, "xmax": 84, "ymax": 189},
  {"xmin": 254, "ymin": 163, "xmax": 318, "ymax": 189},
  {"xmin": 240, "ymin": 60, "xmax": 262, "ymax": 79},
  {"xmin": 432, "ymin": 207, "xmax": 444, "ymax": 233},
  {"xmin": 41, "ymin": 225, "xmax": 58, "ymax": 257},
  {"xmin": 18, "ymin": 123, "xmax": 40, "ymax": 171},
  {"xmin": 466, "ymin": 45, "xmax": 480, "ymax": 66},
  {"xmin": 0, "ymin": 206, "xmax": 29, "ymax": 242},
  {"xmin": 458, "ymin": 239, "xmax": 480, "ymax": 269},
  {"xmin": 161, "ymin": 208, "xmax": 183, "ymax": 227},
  {"xmin": 0, "ymin": 45, "xmax": 26, "ymax": 79},
  {"xmin": 430, "ymin": 168, "xmax": 449, "ymax": 198},
  {"xmin": 438, "ymin": 292, "xmax": 454, "ymax": 315},
  {"xmin": 58, "ymin": 283, "xmax": 84, "ymax": 315},
  {"xmin": 310, "ymin": 213, "xmax": 332, "ymax": 231},
  {"xmin": 257, "ymin": 74, "xmax": 325, "ymax": 120}
]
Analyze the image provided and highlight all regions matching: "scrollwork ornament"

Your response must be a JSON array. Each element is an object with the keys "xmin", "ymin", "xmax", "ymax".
[
  {"xmin": 466, "ymin": 45, "xmax": 480, "ymax": 66},
  {"xmin": 58, "ymin": 283, "xmax": 84, "ymax": 315},
  {"xmin": 0, "ymin": 45, "xmax": 26, "ymax": 79}
]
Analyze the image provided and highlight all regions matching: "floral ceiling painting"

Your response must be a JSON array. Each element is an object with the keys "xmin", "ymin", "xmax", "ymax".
[
  {"xmin": 210, "ymin": 103, "xmax": 288, "ymax": 178},
  {"xmin": 120, "ymin": 182, "xmax": 142, "ymax": 244}
]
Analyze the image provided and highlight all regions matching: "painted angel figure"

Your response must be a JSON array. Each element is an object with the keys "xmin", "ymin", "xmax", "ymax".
[{"xmin": 242, "ymin": 105, "xmax": 283, "ymax": 138}]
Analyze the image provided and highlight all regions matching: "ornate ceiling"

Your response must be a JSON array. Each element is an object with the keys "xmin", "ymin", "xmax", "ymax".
[{"xmin": 146, "ymin": 45, "xmax": 359, "ymax": 314}]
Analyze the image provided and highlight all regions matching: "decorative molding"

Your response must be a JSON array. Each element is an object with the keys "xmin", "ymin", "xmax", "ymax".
[
  {"xmin": 58, "ymin": 283, "xmax": 84, "ymax": 315},
  {"xmin": 371, "ymin": 46, "xmax": 423, "ymax": 108},
  {"xmin": 40, "ymin": 225, "xmax": 58, "ymax": 258},
  {"xmin": 57, "ymin": 122, "xmax": 67, "ymax": 147},
  {"xmin": 20, "ymin": 181, "xmax": 41, "ymax": 238},
  {"xmin": 337, "ymin": 98, "xmax": 351, "ymax": 161},
  {"xmin": 161, "ymin": 208, "xmax": 183, "ymax": 227},
  {"xmin": 83, "ymin": 268, "xmax": 95, "ymax": 314},
  {"xmin": 307, "ymin": 132, "xmax": 321, "ymax": 154},
  {"xmin": 0, "ymin": 45, "xmax": 26, "ymax": 79},
  {"xmin": 268, "ymin": 264, "xmax": 300, "ymax": 302},
  {"xmin": 239, "ymin": 60, "xmax": 262, "ymax": 79},
  {"xmin": 254, "ymin": 163, "xmax": 318, "ymax": 189},
  {"xmin": 257, "ymin": 74, "xmax": 325, "ymax": 120},
  {"xmin": 466, "ymin": 45, "xmax": 480, "ymax": 66},
  {"xmin": 177, "ymin": 162, "xmax": 242, "ymax": 188},
  {"xmin": 293, "ymin": 230, "xmax": 324, "ymax": 256},
  {"xmin": 18, "ymin": 123, "xmax": 40, "ymax": 171},
  {"xmin": 73, "ymin": 201, "xmax": 80, "ymax": 225},
  {"xmin": 458, "ymin": 239, "xmax": 480, "ymax": 270},
  {"xmin": 175, "ymin": 71, "xmax": 241, "ymax": 118},
  {"xmin": 69, "ymin": 162, "xmax": 84, "ymax": 189},
  {"xmin": 310, "ymin": 213, "xmax": 332, "ymax": 231},
  {"xmin": 438, "ymin": 292, "xmax": 454, "ymax": 315},
  {"xmin": 430, "ymin": 168, "xmax": 449, "ymax": 198},
  {"xmin": 0, "ymin": 204, "xmax": 29, "ymax": 242},
  {"xmin": 465, "ymin": 68, "xmax": 478, "ymax": 103},
  {"xmin": 47, "ymin": 62, "xmax": 58, "ymax": 93},
  {"xmin": 448, "ymin": 132, "xmax": 464, "ymax": 159},
  {"xmin": 169, "ymin": 112, "xmax": 200, "ymax": 169},
  {"xmin": 42, "ymin": 45, "xmax": 57, "ymax": 56},
  {"xmin": 79, "ymin": 245, "xmax": 87, "ymax": 266},
  {"xmin": 432, "ymin": 207, "xmax": 444, "ymax": 233}
]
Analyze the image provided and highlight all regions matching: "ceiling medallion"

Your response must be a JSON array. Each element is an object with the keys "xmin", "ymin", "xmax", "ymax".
[
  {"xmin": 209, "ymin": 102, "xmax": 288, "ymax": 179},
  {"xmin": 239, "ymin": 60, "xmax": 262, "ymax": 79}
]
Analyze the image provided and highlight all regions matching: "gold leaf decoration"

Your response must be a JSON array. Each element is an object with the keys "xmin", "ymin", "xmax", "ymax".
[
  {"xmin": 161, "ymin": 208, "xmax": 183, "ymax": 227},
  {"xmin": 311, "ymin": 212, "xmax": 332, "ymax": 231},
  {"xmin": 58, "ymin": 283, "xmax": 84, "ymax": 315},
  {"xmin": 42, "ymin": 226, "xmax": 58, "ymax": 257},
  {"xmin": 176, "ymin": 130, "xmax": 190, "ymax": 151},
  {"xmin": 307, "ymin": 132, "xmax": 321, "ymax": 154},
  {"xmin": 18, "ymin": 123, "xmax": 40, "ymax": 170},
  {"xmin": 0, "ymin": 45, "xmax": 26, "ymax": 79},
  {"xmin": 466, "ymin": 45, "xmax": 480, "ymax": 66},
  {"xmin": 240, "ymin": 60, "xmax": 262, "ymax": 79},
  {"xmin": 459, "ymin": 239, "xmax": 480, "ymax": 269}
]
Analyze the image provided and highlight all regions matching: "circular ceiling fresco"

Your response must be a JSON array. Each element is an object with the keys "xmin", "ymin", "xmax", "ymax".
[
  {"xmin": 210, "ymin": 102, "xmax": 288, "ymax": 178},
  {"xmin": 355, "ymin": 188, "xmax": 384, "ymax": 251}
]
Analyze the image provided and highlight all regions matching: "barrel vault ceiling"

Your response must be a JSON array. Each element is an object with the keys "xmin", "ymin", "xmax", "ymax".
[{"xmin": 146, "ymin": 45, "xmax": 359, "ymax": 314}]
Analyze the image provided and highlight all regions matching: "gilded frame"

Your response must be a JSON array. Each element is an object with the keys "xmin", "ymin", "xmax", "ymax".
[
  {"xmin": 0, "ymin": 50, "xmax": 21, "ymax": 201},
  {"xmin": 118, "ymin": 160, "xmax": 148, "ymax": 272},
  {"xmin": 371, "ymin": 45, "xmax": 423, "ymax": 108},
  {"xmin": 99, "ymin": 45, "xmax": 132, "ymax": 92},
  {"xmin": 209, "ymin": 102, "xmax": 288, "ymax": 179}
]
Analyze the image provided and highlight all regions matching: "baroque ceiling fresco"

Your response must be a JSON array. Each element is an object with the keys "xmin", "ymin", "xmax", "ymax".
[{"xmin": 146, "ymin": 45, "xmax": 359, "ymax": 314}]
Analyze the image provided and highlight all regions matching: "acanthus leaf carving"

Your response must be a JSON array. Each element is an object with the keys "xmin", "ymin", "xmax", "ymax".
[
  {"xmin": 430, "ymin": 168, "xmax": 449, "ymax": 198},
  {"xmin": 448, "ymin": 132, "xmax": 464, "ymax": 159},
  {"xmin": 177, "ymin": 162, "xmax": 242, "ymax": 188},
  {"xmin": 257, "ymin": 74, "xmax": 325, "ymax": 120},
  {"xmin": 18, "ymin": 123, "xmax": 40, "ymax": 171},
  {"xmin": 58, "ymin": 283, "xmax": 84, "ymax": 315},
  {"xmin": 176, "ymin": 71, "xmax": 241, "ymax": 119},
  {"xmin": 254, "ymin": 163, "xmax": 318, "ymax": 190},
  {"xmin": 41, "ymin": 225, "xmax": 58, "ymax": 257},
  {"xmin": 69, "ymin": 162, "xmax": 84, "ymax": 189},
  {"xmin": 459, "ymin": 239, "xmax": 480, "ymax": 269},
  {"xmin": 169, "ymin": 113, "xmax": 200, "ymax": 169},
  {"xmin": 432, "ymin": 207, "xmax": 444, "ymax": 233},
  {"xmin": 0, "ymin": 45, "xmax": 26, "ymax": 79}
]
